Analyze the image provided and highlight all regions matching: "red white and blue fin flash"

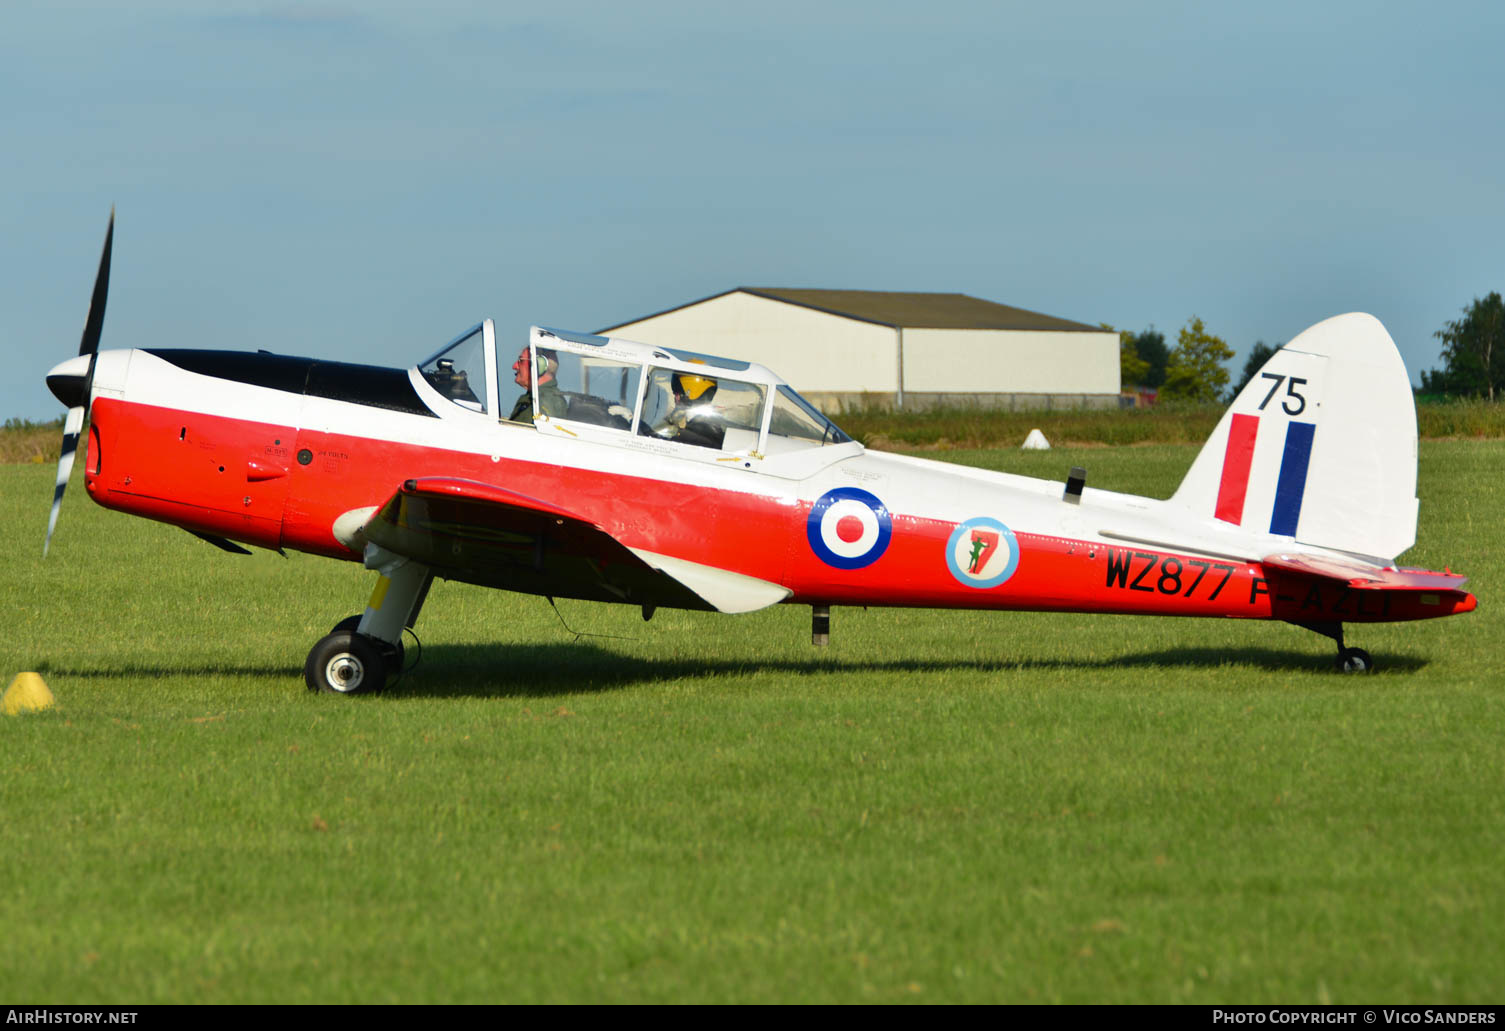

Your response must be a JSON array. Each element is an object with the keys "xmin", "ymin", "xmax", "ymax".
[{"xmin": 1215, "ymin": 414, "xmax": 1318, "ymax": 535}]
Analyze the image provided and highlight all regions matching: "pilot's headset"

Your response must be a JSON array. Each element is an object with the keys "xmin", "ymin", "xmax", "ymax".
[{"xmin": 532, "ymin": 348, "xmax": 558, "ymax": 381}]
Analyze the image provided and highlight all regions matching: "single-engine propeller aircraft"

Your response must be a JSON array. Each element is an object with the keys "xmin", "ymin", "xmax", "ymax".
[{"xmin": 44, "ymin": 214, "xmax": 1475, "ymax": 693}]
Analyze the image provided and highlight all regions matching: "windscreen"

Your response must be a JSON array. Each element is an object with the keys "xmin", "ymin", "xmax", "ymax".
[
  {"xmin": 768, "ymin": 385, "xmax": 851, "ymax": 447},
  {"xmin": 418, "ymin": 325, "xmax": 489, "ymax": 414}
]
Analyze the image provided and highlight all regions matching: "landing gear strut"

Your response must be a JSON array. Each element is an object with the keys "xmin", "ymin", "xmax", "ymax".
[
  {"xmin": 329, "ymin": 614, "xmax": 404, "ymax": 671},
  {"xmin": 305, "ymin": 545, "xmax": 432, "ymax": 695},
  {"xmin": 1291, "ymin": 621, "xmax": 1373, "ymax": 674}
]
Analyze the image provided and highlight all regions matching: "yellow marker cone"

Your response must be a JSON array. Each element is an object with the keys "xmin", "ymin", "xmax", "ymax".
[{"xmin": 4, "ymin": 673, "xmax": 56, "ymax": 715}]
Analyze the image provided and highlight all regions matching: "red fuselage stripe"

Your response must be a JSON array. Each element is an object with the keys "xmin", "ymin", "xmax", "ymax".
[
  {"xmin": 1214, "ymin": 413, "xmax": 1259, "ymax": 524},
  {"xmin": 81, "ymin": 397, "xmax": 1476, "ymax": 624}
]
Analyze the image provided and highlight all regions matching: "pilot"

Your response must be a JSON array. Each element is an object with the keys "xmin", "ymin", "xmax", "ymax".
[
  {"xmin": 658, "ymin": 370, "xmax": 725, "ymax": 449},
  {"xmin": 508, "ymin": 346, "xmax": 567, "ymax": 423}
]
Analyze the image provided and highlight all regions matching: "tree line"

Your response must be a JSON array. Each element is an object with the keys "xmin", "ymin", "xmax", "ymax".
[
  {"xmin": 1111, "ymin": 318, "xmax": 1237, "ymax": 402},
  {"xmin": 1113, "ymin": 293, "xmax": 1504, "ymax": 403},
  {"xmin": 1420, "ymin": 293, "xmax": 1504, "ymax": 400}
]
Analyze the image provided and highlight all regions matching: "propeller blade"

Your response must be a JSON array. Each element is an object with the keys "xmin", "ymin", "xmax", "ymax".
[
  {"xmin": 76, "ymin": 208, "xmax": 113, "ymax": 403},
  {"xmin": 44, "ymin": 210, "xmax": 114, "ymax": 558},
  {"xmin": 80, "ymin": 208, "xmax": 114, "ymax": 358},
  {"xmin": 44, "ymin": 406, "xmax": 85, "ymax": 557}
]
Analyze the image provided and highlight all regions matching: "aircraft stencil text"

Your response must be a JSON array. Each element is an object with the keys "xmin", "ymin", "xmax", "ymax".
[{"xmin": 1103, "ymin": 548, "xmax": 1236, "ymax": 601}]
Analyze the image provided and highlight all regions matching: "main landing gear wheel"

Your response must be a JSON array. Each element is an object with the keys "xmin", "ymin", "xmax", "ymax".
[
  {"xmin": 1336, "ymin": 647, "xmax": 1373, "ymax": 674},
  {"xmin": 305, "ymin": 631, "xmax": 387, "ymax": 695},
  {"xmin": 329, "ymin": 615, "xmax": 404, "ymax": 672}
]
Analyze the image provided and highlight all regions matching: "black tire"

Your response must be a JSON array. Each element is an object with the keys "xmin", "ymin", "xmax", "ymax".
[
  {"xmin": 304, "ymin": 631, "xmax": 387, "ymax": 695},
  {"xmin": 1336, "ymin": 647, "xmax": 1373, "ymax": 674},
  {"xmin": 330, "ymin": 615, "xmax": 361, "ymax": 634}
]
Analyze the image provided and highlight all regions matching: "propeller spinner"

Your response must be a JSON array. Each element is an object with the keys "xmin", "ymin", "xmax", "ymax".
[{"xmin": 44, "ymin": 209, "xmax": 114, "ymax": 557}]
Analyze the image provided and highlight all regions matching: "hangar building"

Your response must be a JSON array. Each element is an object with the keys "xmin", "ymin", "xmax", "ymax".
[{"xmin": 598, "ymin": 288, "xmax": 1119, "ymax": 411}]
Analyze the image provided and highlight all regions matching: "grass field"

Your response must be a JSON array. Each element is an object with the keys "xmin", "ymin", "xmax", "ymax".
[{"xmin": 1, "ymin": 443, "xmax": 1501, "ymax": 1004}]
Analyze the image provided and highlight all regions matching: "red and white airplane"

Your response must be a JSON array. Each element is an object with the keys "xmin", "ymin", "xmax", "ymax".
[{"xmin": 44, "ymin": 215, "xmax": 1475, "ymax": 693}]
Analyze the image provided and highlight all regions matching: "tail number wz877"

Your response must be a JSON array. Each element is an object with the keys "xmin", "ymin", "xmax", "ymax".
[{"xmin": 1104, "ymin": 548, "xmax": 1235, "ymax": 600}]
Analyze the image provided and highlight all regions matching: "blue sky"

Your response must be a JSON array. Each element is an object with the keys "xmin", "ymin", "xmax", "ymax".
[{"xmin": 5, "ymin": 0, "xmax": 1503, "ymax": 420}]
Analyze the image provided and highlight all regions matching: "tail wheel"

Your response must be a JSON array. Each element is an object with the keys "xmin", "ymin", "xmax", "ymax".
[
  {"xmin": 1336, "ymin": 647, "xmax": 1373, "ymax": 674},
  {"xmin": 305, "ymin": 631, "xmax": 387, "ymax": 695}
]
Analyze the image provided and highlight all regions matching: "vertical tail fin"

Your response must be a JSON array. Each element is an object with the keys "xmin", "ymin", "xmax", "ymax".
[{"xmin": 1170, "ymin": 313, "xmax": 1418, "ymax": 562}]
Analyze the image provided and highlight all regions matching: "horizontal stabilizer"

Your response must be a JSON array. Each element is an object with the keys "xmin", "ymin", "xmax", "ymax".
[{"xmin": 1261, "ymin": 552, "xmax": 1468, "ymax": 591}]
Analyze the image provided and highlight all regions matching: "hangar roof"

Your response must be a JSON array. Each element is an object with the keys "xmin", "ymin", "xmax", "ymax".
[{"xmin": 600, "ymin": 288, "xmax": 1105, "ymax": 333}]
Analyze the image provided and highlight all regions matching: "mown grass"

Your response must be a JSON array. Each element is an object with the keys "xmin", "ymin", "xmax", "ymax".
[{"xmin": 0, "ymin": 444, "xmax": 1500, "ymax": 1003}]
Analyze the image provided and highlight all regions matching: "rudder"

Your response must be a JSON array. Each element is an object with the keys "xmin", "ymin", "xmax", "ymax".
[{"xmin": 1170, "ymin": 313, "xmax": 1418, "ymax": 562}]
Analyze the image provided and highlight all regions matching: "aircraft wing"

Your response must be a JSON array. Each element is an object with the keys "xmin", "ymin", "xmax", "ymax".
[
  {"xmin": 1261, "ymin": 552, "xmax": 1469, "ymax": 591},
  {"xmin": 357, "ymin": 477, "xmax": 791, "ymax": 614}
]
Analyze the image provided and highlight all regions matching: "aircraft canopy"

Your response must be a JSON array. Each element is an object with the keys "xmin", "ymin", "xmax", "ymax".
[{"xmin": 417, "ymin": 323, "xmax": 855, "ymax": 464}]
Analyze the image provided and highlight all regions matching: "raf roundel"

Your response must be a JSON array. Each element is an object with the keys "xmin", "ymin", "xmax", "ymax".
[{"xmin": 807, "ymin": 487, "xmax": 892, "ymax": 570}]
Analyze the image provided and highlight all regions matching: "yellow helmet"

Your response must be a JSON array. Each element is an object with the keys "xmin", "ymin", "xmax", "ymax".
[{"xmin": 673, "ymin": 370, "xmax": 717, "ymax": 401}]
